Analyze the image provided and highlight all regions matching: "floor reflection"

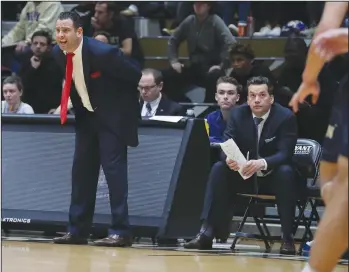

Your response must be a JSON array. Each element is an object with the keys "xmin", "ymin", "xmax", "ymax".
[{"xmin": 5, "ymin": 241, "xmax": 346, "ymax": 272}]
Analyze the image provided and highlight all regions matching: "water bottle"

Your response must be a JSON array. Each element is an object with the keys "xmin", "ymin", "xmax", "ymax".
[
  {"xmin": 302, "ymin": 240, "xmax": 313, "ymax": 256},
  {"xmin": 247, "ymin": 15, "xmax": 255, "ymax": 37}
]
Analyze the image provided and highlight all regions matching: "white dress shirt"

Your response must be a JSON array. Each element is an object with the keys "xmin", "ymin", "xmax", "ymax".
[
  {"xmin": 141, "ymin": 93, "xmax": 162, "ymax": 117},
  {"xmin": 65, "ymin": 39, "xmax": 94, "ymax": 112},
  {"xmin": 252, "ymin": 110, "xmax": 270, "ymax": 176}
]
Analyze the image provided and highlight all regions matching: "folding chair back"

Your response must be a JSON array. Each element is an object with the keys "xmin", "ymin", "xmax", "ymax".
[
  {"xmin": 292, "ymin": 138, "xmax": 322, "ymax": 183},
  {"xmin": 292, "ymin": 139, "xmax": 323, "ymax": 254}
]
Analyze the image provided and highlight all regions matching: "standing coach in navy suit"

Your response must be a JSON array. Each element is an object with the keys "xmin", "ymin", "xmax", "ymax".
[
  {"xmin": 52, "ymin": 11, "xmax": 142, "ymax": 247},
  {"xmin": 184, "ymin": 76, "xmax": 300, "ymax": 255}
]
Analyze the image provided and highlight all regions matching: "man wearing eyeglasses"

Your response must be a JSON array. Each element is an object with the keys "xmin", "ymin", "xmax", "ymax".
[{"xmin": 138, "ymin": 68, "xmax": 186, "ymax": 118}]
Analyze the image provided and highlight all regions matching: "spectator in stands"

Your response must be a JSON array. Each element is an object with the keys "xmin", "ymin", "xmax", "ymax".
[
  {"xmin": 70, "ymin": 2, "xmax": 95, "ymax": 36},
  {"xmin": 218, "ymin": 1, "xmax": 251, "ymax": 36},
  {"xmin": 277, "ymin": 35, "xmax": 339, "ymax": 144},
  {"xmin": 184, "ymin": 76, "xmax": 300, "ymax": 255},
  {"xmin": 163, "ymin": 2, "xmax": 194, "ymax": 35},
  {"xmin": 120, "ymin": 4, "xmax": 139, "ymax": 17},
  {"xmin": 278, "ymin": 35, "xmax": 308, "ymax": 95},
  {"xmin": 1, "ymin": 1, "xmax": 64, "ymax": 52},
  {"xmin": 206, "ymin": 43, "xmax": 276, "ymax": 103},
  {"xmin": 17, "ymin": 30, "xmax": 63, "ymax": 114},
  {"xmin": 139, "ymin": 68, "xmax": 186, "ymax": 117},
  {"xmin": 206, "ymin": 76, "xmax": 240, "ymax": 143},
  {"xmin": 93, "ymin": 31, "xmax": 111, "ymax": 44},
  {"xmin": 91, "ymin": 2, "xmax": 144, "ymax": 68},
  {"xmin": 164, "ymin": 1, "xmax": 235, "ymax": 102},
  {"xmin": 302, "ymin": 2, "xmax": 325, "ymax": 37},
  {"xmin": 2, "ymin": 75, "xmax": 34, "ymax": 114}
]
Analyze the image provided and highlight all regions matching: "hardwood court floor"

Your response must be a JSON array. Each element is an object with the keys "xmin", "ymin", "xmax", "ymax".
[{"xmin": 2, "ymin": 239, "xmax": 348, "ymax": 272}]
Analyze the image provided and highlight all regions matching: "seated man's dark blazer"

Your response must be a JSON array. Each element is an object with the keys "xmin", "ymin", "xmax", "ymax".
[
  {"xmin": 52, "ymin": 36, "xmax": 141, "ymax": 147},
  {"xmin": 223, "ymin": 103, "xmax": 297, "ymax": 173},
  {"xmin": 140, "ymin": 94, "xmax": 186, "ymax": 116}
]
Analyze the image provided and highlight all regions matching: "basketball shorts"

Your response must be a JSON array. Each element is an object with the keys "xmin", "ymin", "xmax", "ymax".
[{"xmin": 322, "ymin": 75, "xmax": 348, "ymax": 162}]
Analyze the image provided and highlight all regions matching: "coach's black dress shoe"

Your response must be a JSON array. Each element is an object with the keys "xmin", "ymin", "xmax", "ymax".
[
  {"xmin": 52, "ymin": 232, "xmax": 88, "ymax": 245},
  {"xmin": 280, "ymin": 239, "xmax": 296, "ymax": 255},
  {"xmin": 92, "ymin": 234, "xmax": 133, "ymax": 247},
  {"xmin": 183, "ymin": 233, "xmax": 213, "ymax": 250}
]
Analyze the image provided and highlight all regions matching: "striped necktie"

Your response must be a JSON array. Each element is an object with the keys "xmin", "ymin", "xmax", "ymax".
[{"xmin": 145, "ymin": 103, "xmax": 152, "ymax": 117}]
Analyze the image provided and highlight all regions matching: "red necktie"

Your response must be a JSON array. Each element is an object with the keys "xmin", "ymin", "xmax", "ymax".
[{"xmin": 60, "ymin": 52, "xmax": 75, "ymax": 125}]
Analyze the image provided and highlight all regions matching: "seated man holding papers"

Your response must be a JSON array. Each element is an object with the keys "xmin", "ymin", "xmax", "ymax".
[{"xmin": 184, "ymin": 76, "xmax": 299, "ymax": 255}]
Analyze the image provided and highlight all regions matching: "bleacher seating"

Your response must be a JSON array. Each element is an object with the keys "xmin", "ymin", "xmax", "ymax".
[{"xmin": 134, "ymin": 17, "xmax": 162, "ymax": 37}]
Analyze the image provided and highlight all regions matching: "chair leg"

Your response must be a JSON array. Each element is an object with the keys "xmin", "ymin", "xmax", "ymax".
[
  {"xmin": 261, "ymin": 219, "xmax": 274, "ymax": 247},
  {"xmin": 297, "ymin": 199, "xmax": 321, "ymax": 255},
  {"xmin": 254, "ymin": 216, "xmax": 271, "ymax": 251},
  {"xmin": 231, "ymin": 197, "xmax": 253, "ymax": 250},
  {"xmin": 304, "ymin": 199, "xmax": 320, "ymax": 240},
  {"xmin": 294, "ymin": 200, "xmax": 308, "ymax": 236},
  {"xmin": 293, "ymin": 201, "xmax": 308, "ymax": 236},
  {"xmin": 311, "ymin": 199, "xmax": 321, "ymax": 222}
]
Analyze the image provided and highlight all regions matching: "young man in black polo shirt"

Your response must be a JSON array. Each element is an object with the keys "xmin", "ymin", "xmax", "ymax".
[{"xmin": 91, "ymin": 1, "xmax": 144, "ymax": 68}]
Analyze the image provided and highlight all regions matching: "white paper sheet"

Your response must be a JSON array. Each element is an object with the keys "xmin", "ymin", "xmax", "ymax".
[
  {"xmin": 149, "ymin": 116, "xmax": 184, "ymax": 123},
  {"xmin": 219, "ymin": 138, "xmax": 251, "ymax": 180}
]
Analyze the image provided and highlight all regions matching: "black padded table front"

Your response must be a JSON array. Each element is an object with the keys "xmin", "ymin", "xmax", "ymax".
[{"xmin": 1, "ymin": 114, "xmax": 211, "ymax": 239}]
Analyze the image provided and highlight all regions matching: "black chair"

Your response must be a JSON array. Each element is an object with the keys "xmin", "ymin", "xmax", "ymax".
[
  {"xmin": 230, "ymin": 138, "xmax": 322, "ymax": 252},
  {"xmin": 297, "ymin": 187, "xmax": 323, "ymax": 255}
]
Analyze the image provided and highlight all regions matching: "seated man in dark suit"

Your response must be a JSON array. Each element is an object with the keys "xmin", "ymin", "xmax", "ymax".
[
  {"xmin": 139, "ymin": 68, "xmax": 186, "ymax": 117},
  {"xmin": 206, "ymin": 76, "xmax": 240, "ymax": 143},
  {"xmin": 184, "ymin": 76, "xmax": 300, "ymax": 255}
]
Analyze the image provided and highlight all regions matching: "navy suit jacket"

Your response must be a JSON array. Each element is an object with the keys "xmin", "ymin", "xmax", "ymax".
[
  {"xmin": 223, "ymin": 103, "xmax": 298, "ymax": 172},
  {"xmin": 139, "ymin": 95, "xmax": 186, "ymax": 116},
  {"xmin": 52, "ymin": 37, "xmax": 142, "ymax": 147}
]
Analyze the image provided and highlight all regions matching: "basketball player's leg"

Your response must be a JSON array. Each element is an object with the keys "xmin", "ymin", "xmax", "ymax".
[
  {"xmin": 306, "ymin": 161, "xmax": 348, "ymax": 272},
  {"xmin": 317, "ymin": 101, "xmax": 342, "ymax": 203},
  {"xmin": 302, "ymin": 102, "xmax": 348, "ymax": 272},
  {"xmin": 320, "ymin": 78, "xmax": 349, "ymax": 204},
  {"xmin": 318, "ymin": 161, "xmax": 337, "ymax": 204}
]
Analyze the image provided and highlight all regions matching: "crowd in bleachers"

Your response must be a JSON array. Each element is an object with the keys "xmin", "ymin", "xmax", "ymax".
[
  {"xmin": 1, "ymin": 1, "xmax": 349, "ymax": 254},
  {"xmin": 1, "ymin": 0, "xmax": 348, "ymax": 163},
  {"xmin": 1, "ymin": 2, "xmax": 347, "ymax": 122}
]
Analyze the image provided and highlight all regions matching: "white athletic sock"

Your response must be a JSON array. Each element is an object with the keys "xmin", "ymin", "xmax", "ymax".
[{"xmin": 302, "ymin": 263, "xmax": 318, "ymax": 272}]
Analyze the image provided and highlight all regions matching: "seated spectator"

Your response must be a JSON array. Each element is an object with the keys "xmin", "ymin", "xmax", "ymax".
[
  {"xmin": 2, "ymin": 1, "xmax": 64, "ymax": 52},
  {"xmin": 52, "ymin": 96, "xmax": 73, "ymax": 115},
  {"xmin": 162, "ymin": 2, "xmax": 194, "ymax": 35},
  {"xmin": 2, "ymin": 75, "xmax": 34, "ymax": 114},
  {"xmin": 218, "ymin": 1, "xmax": 251, "ymax": 36},
  {"xmin": 206, "ymin": 76, "xmax": 240, "ymax": 143},
  {"xmin": 278, "ymin": 35, "xmax": 308, "ymax": 95},
  {"xmin": 139, "ymin": 68, "xmax": 186, "ymax": 117},
  {"xmin": 93, "ymin": 31, "xmax": 111, "ymax": 44},
  {"xmin": 120, "ymin": 3, "xmax": 139, "ymax": 17},
  {"xmin": 17, "ymin": 30, "xmax": 63, "ymax": 114},
  {"xmin": 91, "ymin": 2, "xmax": 144, "ymax": 68},
  {"xmin": 164, "ymin": 1, "xmax": 235, "ymax": 102},
  {"xmin": 71, "ymin": 2, "xmax": 95, "ymax": 36},
  {"xmin": 184, "ymin": 76, "xmax": 300, "ymax": 255},
  {"xmin": 277, "ymin": 35, "xmax": 339, "ymax": 143},
  {"xmin": 206, "ymin": 43, "xmax": 276, "ymax": 103}
]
